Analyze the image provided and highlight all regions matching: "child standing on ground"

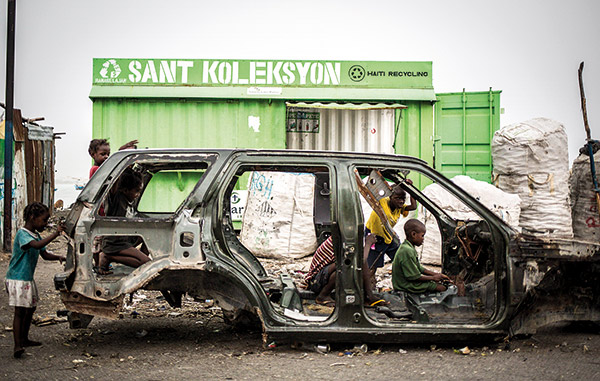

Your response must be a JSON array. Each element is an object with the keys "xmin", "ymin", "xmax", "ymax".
[
  {"xmin": 4, "ymin": 202, "xmax": 66, "ymax": 358},
  {"xmin": 88, "ymin": 138, "xmax": 138, "ymax": 274}
]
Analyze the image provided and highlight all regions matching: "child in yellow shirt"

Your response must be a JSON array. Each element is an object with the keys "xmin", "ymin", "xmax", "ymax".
[{"xmin": 365, "ymin": 181, "xmax": 417, "ymax": 271}]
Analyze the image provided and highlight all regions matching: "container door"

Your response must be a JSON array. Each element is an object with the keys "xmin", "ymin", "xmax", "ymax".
[{"xmin": 434, "ymin": 89, "xmax": 501, "ymax": 182}]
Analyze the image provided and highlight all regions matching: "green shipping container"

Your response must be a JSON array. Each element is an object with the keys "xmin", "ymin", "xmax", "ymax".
[
  {"xmin": 434, "ymin": 89, "xmax": 501, "ymax": 182},
  {"xmin": 90, "ymin": 58, "xmax": 439, "ymax": 211},
  {"xmin": 92, "ymin": 99, "xmax": 286, "ymax": 150}
]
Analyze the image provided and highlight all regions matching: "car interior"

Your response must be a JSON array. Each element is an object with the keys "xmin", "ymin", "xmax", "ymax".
[
  {"xmin": 221, "ymin": 164, "xmax": 498, "ymax": 325},
  {"xmin": 90, "ymin": 158, "xmax": 498, "ymax": 326}
]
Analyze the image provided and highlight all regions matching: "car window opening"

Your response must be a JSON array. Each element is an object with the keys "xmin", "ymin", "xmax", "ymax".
[
  {"xmin": 355, "ymin": 166, "xmax": 497, "ymax": 325},
  {"xmin": 222, "ymin": 165, "xmax": 335, "ymax": 322},
  {"xmin": 92, "ymin": 160, "xmax": 209, "ymax": 280}
]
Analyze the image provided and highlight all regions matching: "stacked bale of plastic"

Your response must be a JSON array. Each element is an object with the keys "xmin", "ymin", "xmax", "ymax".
[
  {"xmin": 417, "ymin": 176, "xmax": 521, "ymax": 265},
  {"xmin": 492, "ymin": 118, "xmax": 573, "ymax": 237},
  {"xmin": 569, "ymin": 148, "xmax": 600, "ymax": 242}
]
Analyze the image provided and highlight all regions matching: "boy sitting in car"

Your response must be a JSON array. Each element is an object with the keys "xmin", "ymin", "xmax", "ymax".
[{"xmin": 392, "ymin": 219, "xmax": 451, "ymax": 294}]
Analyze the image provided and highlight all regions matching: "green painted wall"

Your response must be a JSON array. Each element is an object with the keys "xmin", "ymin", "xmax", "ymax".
[
  {"xmin": 394, "ymin": 100, "xmax": 434, "ymax": 189},
  {"xmin": 434, "ymin": 90, "xmax": 502, "ymax": 182},
  {"xmin": 138, "ymin": 170, "xmax": 205, "ymax": 213},
  {"xmin": 92, "ymin": 99, "xmax": 286, "ymax": 150}
]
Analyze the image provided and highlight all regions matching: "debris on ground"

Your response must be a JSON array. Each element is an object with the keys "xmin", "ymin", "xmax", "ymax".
[
  {"xmin": 32, "ymin": 316, "xmax": 68, "ymax": 326},
  {"xmin": 454, "ymin": 346, "xmax": 471, "ymax": 355}
]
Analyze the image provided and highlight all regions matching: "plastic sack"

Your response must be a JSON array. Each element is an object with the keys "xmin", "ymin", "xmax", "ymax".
[
  {"xmin": 569, "ymin": 150, "xmax": 600, "ymax": 242},
  {"xmin": 492, "ymin": 118, "xmax": 573, "ymax": 237},
  {"xmin": 240, "ymin": 172, "xmax": 318, "ymax": 259}
]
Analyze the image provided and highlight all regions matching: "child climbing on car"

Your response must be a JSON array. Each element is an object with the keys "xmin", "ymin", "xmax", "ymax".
[
  {"xmin": 88, "ymin": 138, "xmax": 138, "ymax": 274},
  {"xmin": 99, "ymin": 168, "xmax": 151, "ymax": 271},
  {"xmin": 392, "ymin": 219, "xmax": 451, "ymax": 293}
]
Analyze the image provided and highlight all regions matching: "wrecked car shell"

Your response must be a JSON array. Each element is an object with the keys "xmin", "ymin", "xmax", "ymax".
[{"xmin": 55, "ymin": 149, "xmax": 600, "ymax": 345}]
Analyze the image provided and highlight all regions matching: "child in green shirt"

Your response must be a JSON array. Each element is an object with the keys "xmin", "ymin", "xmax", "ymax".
[{"xmin": 392, "ymin": 219, "xmax": 451, "ymax": 293}]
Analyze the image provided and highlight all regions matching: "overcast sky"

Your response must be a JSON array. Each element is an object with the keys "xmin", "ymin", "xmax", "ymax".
[{"xmin": 1, "ymin": 0, "xmax": 599, "ymax": 196}]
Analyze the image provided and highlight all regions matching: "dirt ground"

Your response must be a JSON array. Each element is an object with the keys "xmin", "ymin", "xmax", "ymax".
[{"xmin": 1, "ymin": 236, "xmax": 599, "ymax": 380}]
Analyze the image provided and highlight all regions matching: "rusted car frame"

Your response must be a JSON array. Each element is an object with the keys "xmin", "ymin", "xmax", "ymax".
[{"xmin": 55, "ymin": 149, "xmax": 600, "ymax": 344}]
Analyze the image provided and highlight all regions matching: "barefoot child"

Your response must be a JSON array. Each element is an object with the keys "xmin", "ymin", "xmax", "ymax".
[
  {"xmin": 4, "ymin": 202, "xmax": 65, "ymax": 358},
  {"xmin": 99, "ymin": 169, "xmax": 151, "ymax": 270},
  {"xmin": 304, "ymin": 234, "xmax": 384, "ymax": 306},
  {"xmin": 88, "ymin": 138, "xmax": 138, "ymax": 274}
]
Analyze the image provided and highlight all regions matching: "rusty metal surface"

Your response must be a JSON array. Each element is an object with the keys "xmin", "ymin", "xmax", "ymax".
[
  {"xmin": 24, "ymin": 122, "xmax": 54, "ymax": 141},
  {"xmin": 55, "ymin": 148, "xmax": 600, "ymax": 344},
  {"xmin": 60, "ymin": 292, "xmax": 124, "ymax": 319},
  {"xmin": 512, "ymin": 234, "xmax": 600, "ymax": 260}
]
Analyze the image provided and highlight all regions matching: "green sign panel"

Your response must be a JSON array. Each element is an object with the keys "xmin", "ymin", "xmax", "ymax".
[{"xmin": 93, "ymin": 59, "xmax": 432, "ymax": 89}]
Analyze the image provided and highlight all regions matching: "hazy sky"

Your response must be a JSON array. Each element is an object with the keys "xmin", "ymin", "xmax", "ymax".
[{"xmin": 1, "ymin": 0, "xmax": 599, "ymax": 192}]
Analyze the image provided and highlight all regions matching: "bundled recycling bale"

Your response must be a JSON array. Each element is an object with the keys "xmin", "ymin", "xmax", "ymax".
[
  {"xmin": 417, "ymin": 175, "xmax": 521, "ymax": 265},
  {"xmin": 240, "ymin": 171, "xmax": 318, "ymax": 259},
  {"xmin": 492, "ymin": 118, "xmax": 573, "ymax": 237},
  {"xmin": 569, "ymin": 149, "xmax": 600, "ymax": 242}
]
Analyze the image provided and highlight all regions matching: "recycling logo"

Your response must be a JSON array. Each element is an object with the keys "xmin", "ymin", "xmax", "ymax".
[
  {"xmin": 100, "ymin": 59, "xmax": 122, "ymax": 79},
  {"xmin": 348, "ymin": 65, "xmax": 365, "ymax": 82}
]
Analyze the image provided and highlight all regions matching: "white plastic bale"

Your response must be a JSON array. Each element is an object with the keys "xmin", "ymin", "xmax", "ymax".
[
  {"xmin": 492, "ymin": 117, "xmax": 570, "ymax": 174},
  {"xmin": 240, "ymin": 172, "xmax": 318, "ymax": 259},
  {"xmin": 570, "ymin": 150, "xmax": 600, "ymax": 242},
  {"xmin": 492, "ymin": 118, "xmax": 573, "ymax": 237},
  {"xmin": 417, "ymin": 176, "xmax": 521, "ymax": 265}
]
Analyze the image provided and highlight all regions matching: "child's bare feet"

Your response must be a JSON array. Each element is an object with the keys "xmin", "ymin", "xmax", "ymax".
[
  {"xmin": 97, "ymin": 253, "xmax": 113, "ymax": 275},
  {"xmin": 315, "ymin": 296, "xmax": 335, "ymax": 306},
  {"xmin": 24, "ymin": 339, "xmax": 42, "ymax": 347},
  {"xmin": 13, "ymin": 347, "xmax": 24, "ymax": 358}
]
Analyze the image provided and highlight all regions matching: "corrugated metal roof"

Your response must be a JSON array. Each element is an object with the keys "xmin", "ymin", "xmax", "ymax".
[
  {"xmin": 286, "ymin": 102, "xmax": 406, "ymax": 110},
  {"xmin": 25, "ymin": 123, "xmax": 54, "ymax": 141},
  {"xmin": 89, "ymin": 86, "xmax": 437, "ymax": 101}
]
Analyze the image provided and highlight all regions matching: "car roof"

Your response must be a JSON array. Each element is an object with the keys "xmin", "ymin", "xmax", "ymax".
[{"xmin": 108, "ymin": 148, "xmax": 429, "ymax": 165}]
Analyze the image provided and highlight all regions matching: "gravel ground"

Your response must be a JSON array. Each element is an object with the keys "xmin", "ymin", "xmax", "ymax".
[{"xmin": 0, "ymin": 235, "xmax": 599, "ymax": 380}]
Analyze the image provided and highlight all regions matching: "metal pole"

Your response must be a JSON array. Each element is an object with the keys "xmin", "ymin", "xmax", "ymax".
[{"xmin": 3, "ymin": 0, "xmax": 16, "ymax": 251}]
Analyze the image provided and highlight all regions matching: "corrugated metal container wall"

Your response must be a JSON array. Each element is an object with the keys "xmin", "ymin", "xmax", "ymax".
[
  {"xmin": 92, "ymin": 99, "xmax": 286, "ymax": 150},
  {"xmin": 393, "ymin": 100, "xmax": 435, "ymax": 189},
  {"xmin": 286, "ymin": 108, "xmax": 396, "ymax": 154},
  {"xmin": 434, "ymin": 90, "xmax": 501, "ymax": 182},
  {"xmin": 92, "ymin": 99, "xmax": 286, "ymax": 211}
]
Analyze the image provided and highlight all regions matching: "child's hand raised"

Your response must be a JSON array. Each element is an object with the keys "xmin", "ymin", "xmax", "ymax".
[{"xmin": 119, "ymin": 139, "xmax": 139, "ymax": 150}]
